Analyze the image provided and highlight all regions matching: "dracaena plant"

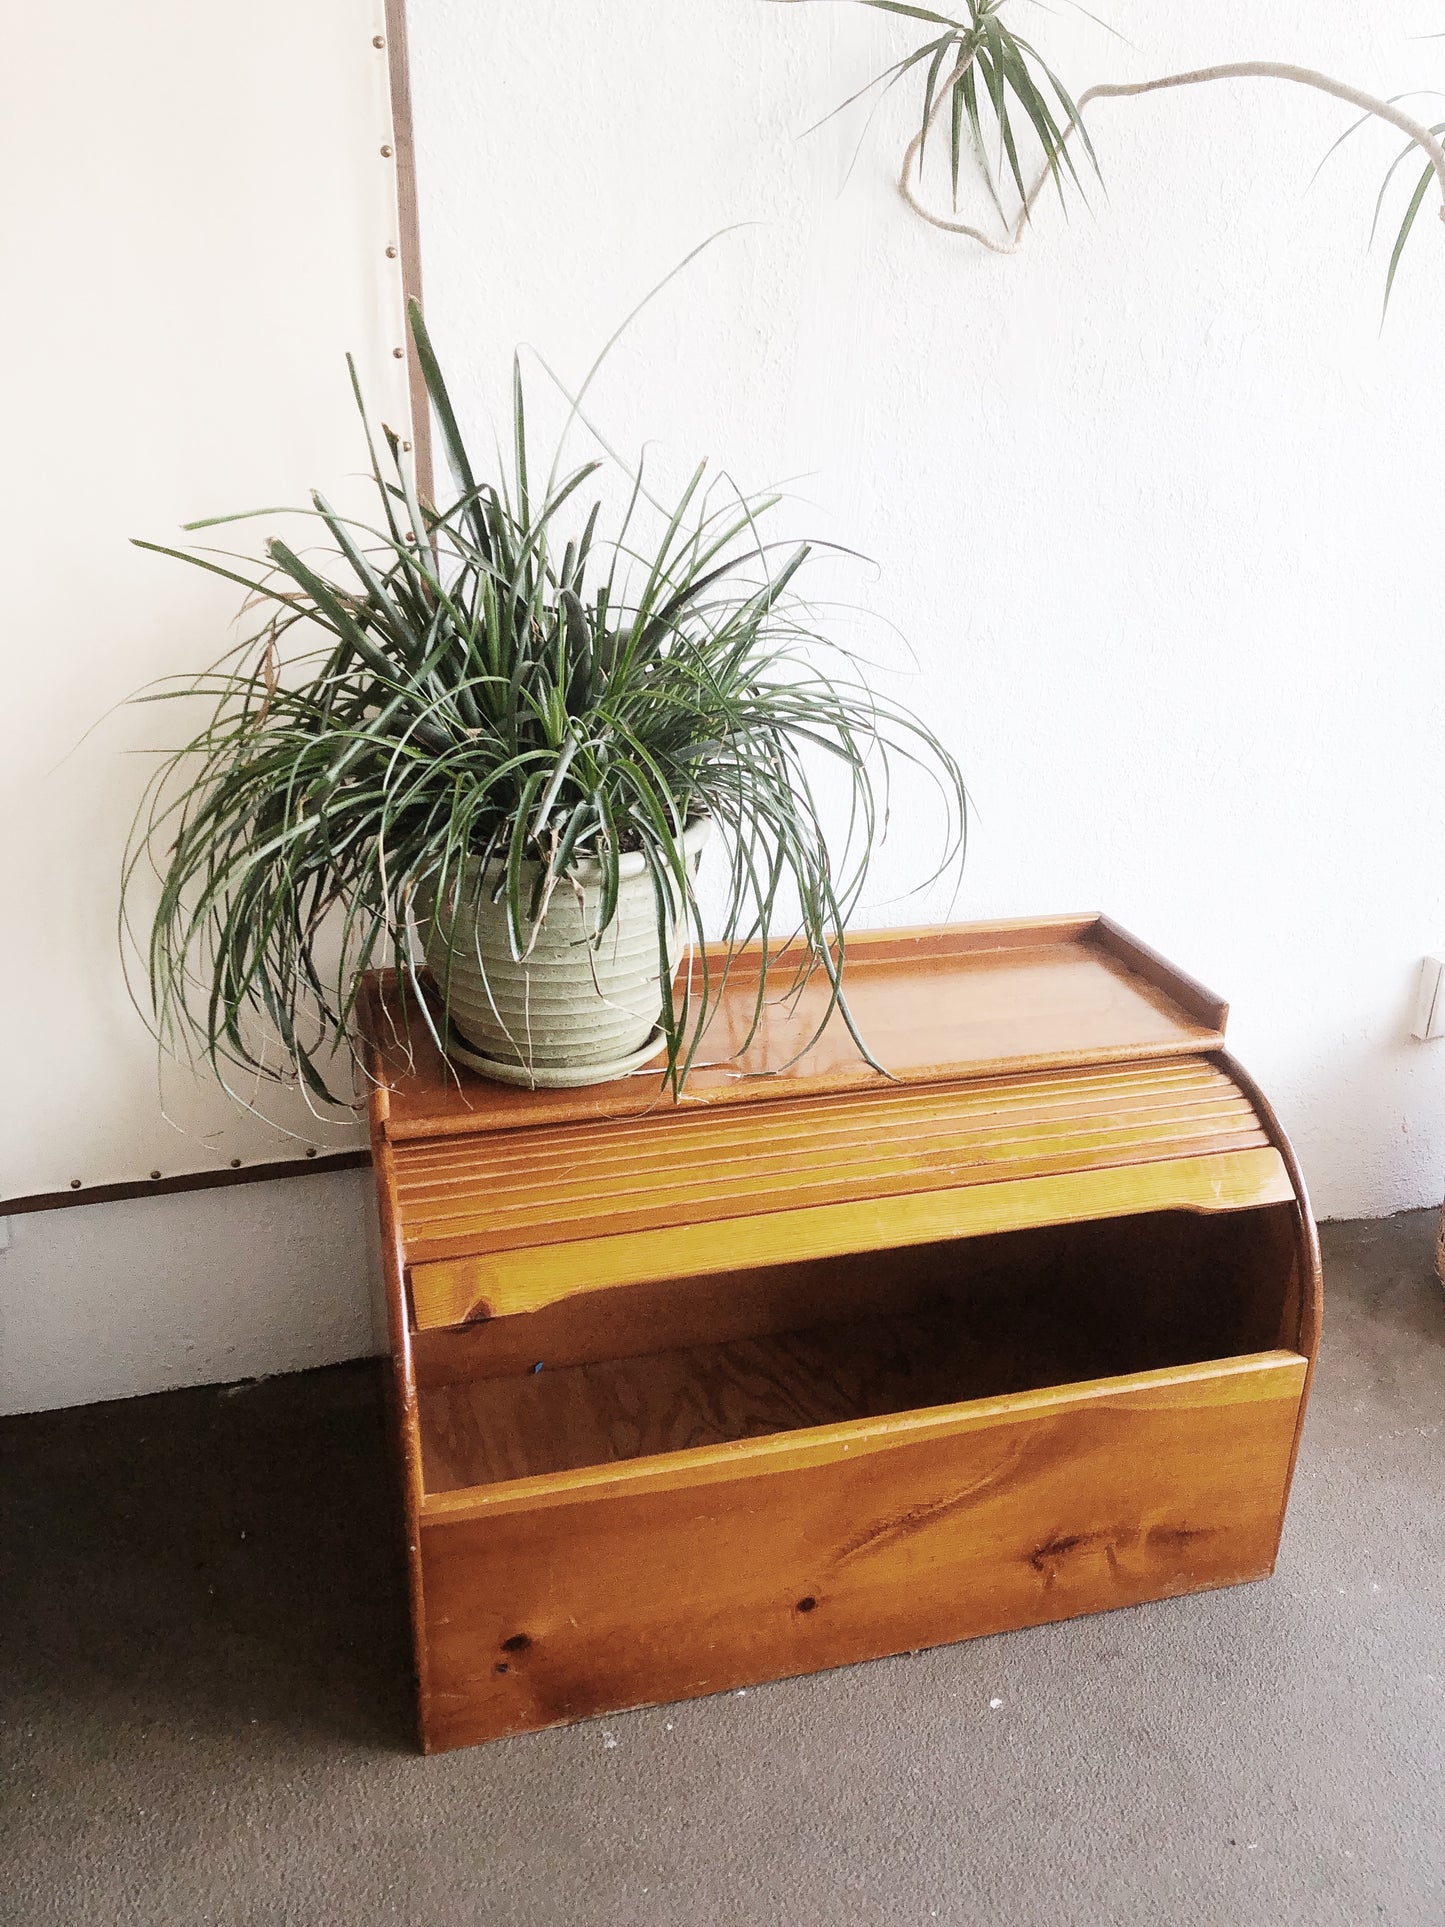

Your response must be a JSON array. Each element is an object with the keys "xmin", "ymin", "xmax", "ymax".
[
  {"xmin": 797, "ymin": 0, "xmax": 1445, "ymax": 307},
  {"xmin": 123, "ymin": 298, "xmax": 967, "ymax": 1106},
  {"xmin": 805, "ymin": 0, "xmax": 1101, "ymax": 222}
]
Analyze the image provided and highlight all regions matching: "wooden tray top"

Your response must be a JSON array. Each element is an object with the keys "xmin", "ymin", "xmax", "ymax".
[{"xmin": 363, "ymin": 914, "xmax": 1228, "ymax": 1143}]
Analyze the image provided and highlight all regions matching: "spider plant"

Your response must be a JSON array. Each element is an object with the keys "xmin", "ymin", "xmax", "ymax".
[{"xmin": 123, "ymin": 300, "xmax": 967, "ymax": 1106}]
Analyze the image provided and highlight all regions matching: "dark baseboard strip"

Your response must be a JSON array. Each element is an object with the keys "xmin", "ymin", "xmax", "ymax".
[{"xmin": 1, "ymin": 1150, "xmax": 373, "ymax": 1219}]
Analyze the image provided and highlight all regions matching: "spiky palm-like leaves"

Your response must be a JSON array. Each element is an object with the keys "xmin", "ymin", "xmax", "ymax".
[
  {"xmin": 830, "ymin": 0, "xmax": 1100, "ymax": 218},
  {"xmin": 124, "ymin": 303, "xmax": 967, "ymax": 1104},
  {"xmin": 834, "ymin": 1, "xmax": 1443, "ymax": 304}
]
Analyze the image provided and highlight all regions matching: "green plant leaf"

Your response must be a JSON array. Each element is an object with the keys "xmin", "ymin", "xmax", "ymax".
[
  {"xmin": 123, "ymin": 311, "xmax": 968, "ymax": 1104},
  {"xmin": 1383, "ymin": 156, "xmax": 1435, "ymax": 313}
]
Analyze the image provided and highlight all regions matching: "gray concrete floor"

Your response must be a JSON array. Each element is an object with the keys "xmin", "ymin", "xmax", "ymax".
[{"xmin": 3, "ymin": 1213, "xmax": 1443, "ymax": 1926}]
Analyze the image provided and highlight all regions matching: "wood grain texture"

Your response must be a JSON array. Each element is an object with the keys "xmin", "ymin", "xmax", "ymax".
[
  {"xmin": 410, "ymin": 1243, "xmax": 952, "ymax": 1389},
  {"xmin": 408, "ymin": 1145, "xmax": 1296, "ymax": 1330},
  {"xmin": 416, "ymin": 1350, "xmax": 1307, "ymax": 1749},
  {"xmin": 419, "ymin": 1306, "xmax": 1094, "ymax": 1491},
  {"xmin": 1093, "ymin": 917, "xmax": 1229, "ymax": 1031},
  {"xmin": 381, "ymin": 0, "xmax": 433, "ymax": 502},
  {"xmin": 359, "ymin": 916, "xmax": 1227, "ymax": 1143},
  {"xmin": 353, "ymin": 917, "xmax": 1318, "ymax": 1755},
  {"xmin": 421, "ymin": 1307, "xmax": 1244, "ymax": 1493},
  {"xmin": 392, "ymin": 1057, "xmax": 1266, "ymax": 1265},
  {"xmin": 409, "ymin": 1200, "xmax": 1305, "ymax": 1393},
  {"xmin": 1220, "ymin": 1050, "xmax": 1325, "ymax": 1509},
  {"xmin": 364, "ymin": 1070, "xmax": 430, "ymax": 1739},
  {"xmin": 417, "ymin": 1204, "xmax": 1304, "ymax": 1492}
]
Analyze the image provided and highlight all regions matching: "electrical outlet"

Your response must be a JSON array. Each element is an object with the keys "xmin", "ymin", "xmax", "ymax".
[{"xmin": 1412, "ymin": 958, "xmax": 1445, "ymax": 1041}]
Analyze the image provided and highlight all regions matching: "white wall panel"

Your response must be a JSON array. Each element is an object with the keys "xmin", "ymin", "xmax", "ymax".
[
  {"xmin": 0, "ymin": 1172, "xmax": 382, "ymax": 1417},
  {"xmin": 1, "ymin": 0, "xmax": 409, "ymax": 1199},
  {"xmin": 409, "ymin": 0, "xmax": 1445, "ymax": 1219},
  {"xmin": 8, "ymin": 0, "xmax": 1445, "ymax": 1414}
]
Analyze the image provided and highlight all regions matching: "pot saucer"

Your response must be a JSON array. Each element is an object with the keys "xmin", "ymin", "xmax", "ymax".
[{"xmin": 442, "ymin": 1026, "xmax": 668, "ymax": 1089}]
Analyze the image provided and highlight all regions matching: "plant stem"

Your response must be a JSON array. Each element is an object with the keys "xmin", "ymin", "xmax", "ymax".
[{"xmin": 899, "ymin": 60, "xmax": 1445, "ymax": 253}]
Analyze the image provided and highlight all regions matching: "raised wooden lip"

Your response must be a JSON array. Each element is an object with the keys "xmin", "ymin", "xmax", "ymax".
[
  {"xmin": 361, "ymin": 913, "xmax": 1231, "ymax": 1143},
  {"xmin": 418, "ymin": 1347, "xmax": 1309, "ymax": 1524}
]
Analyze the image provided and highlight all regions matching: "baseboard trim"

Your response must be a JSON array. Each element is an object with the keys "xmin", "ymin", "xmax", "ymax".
[{"xmin": 1, "ymin": 1150, "xmax": 373, "ymax": 1218}]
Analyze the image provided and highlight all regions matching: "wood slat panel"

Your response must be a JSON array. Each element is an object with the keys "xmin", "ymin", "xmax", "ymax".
[
  {"xmin": 405, "ymin": 1121, "xmax": 1272, "ymax": 1261},
  {"xmin": 391, "ymin": 1059, "xmax": 1269, "ymax": 1275},
  {"xmin": 416, "ymin": 1350, "xmax": 1306, "ymax": 1748},
  {"xmin": 394, "ymin": 1060, "xmax": 1246, "ymax": 1188},
  {"xmin": 398, "ymin": 1108, "xmax": 1267, "ymax": 1248},
  {"xmin": 409, "ymin": 1146, "xmax": 1296, "ymax": 1329}
]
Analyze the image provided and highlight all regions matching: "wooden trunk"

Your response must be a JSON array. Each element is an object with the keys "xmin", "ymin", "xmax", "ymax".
[{"xmin": 360, "ymin": 916, "xmax": 1321, "ymax": 1754}]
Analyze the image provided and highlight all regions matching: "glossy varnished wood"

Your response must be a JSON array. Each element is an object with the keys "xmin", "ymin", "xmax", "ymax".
[
  {"xmin": 408, "ymin": 1145, "xmax": 1294, "ymax": 1331},
  {"xmin": 395, "ymin": 1053, "xmax": 1290, "ymax": 1330},
  {"xmin": 408, "ymin": 1203, "xmax": 1306, "ymax": 1393},
  {"xmin": 417, "ymin": 1207, "xmax": 1300, "ymax": 1492},
  {"xmin": 363, "ymin": 915, "xmax": 1228, "ymax": 1143},
  {"xmin": 420, "ymin": 1305, "xmax": 1100, "ymax": 1491},
  {"xmin": 417, "ymin": 1350, "xmax": 1306, "ymax": 1750},
  {"xmin": 355, "ymin": 916, "xmax": 1322, "ymax": 1754},
  {"xmin": 366, "ymin": 1073, "xmax": 430, "ymax": 1741},
  {"xmin": 420, "ymin": 1309, "xmax": 975, "ymax": 1490},
  {"xmin": 393, "ymin": 1057, "xmax": 1265, "ymax": 1262}
]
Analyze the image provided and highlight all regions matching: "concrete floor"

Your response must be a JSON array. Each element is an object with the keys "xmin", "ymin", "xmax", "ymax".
[{"xmin": 3, "ymin": 1213, "xmax": 1443, "ymax": 1926}]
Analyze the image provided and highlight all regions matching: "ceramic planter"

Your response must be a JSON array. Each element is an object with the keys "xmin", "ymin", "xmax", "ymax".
[{"xmin": 423, "ymin": 819, "xmax": 710, "ymax": 1088}]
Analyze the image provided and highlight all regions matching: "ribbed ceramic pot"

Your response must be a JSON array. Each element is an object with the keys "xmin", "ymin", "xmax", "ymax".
[{"xmin": 423, "ymin": 818, "xmax": 710, "ymax": 1088}]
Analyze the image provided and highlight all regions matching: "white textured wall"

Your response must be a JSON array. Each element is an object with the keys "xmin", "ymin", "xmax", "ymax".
[
  {"xmin": 1, "ymin": 0, "xmax": 402, "ymax": 1200},
  {"xmin": 1, "ymin": 1, "xmax": 403, "ymax": 1411},
  {"xmin": 10, "ymin": 0, "xmax": 1445, "ymax": 1417},
  {"xmin": 0, "ymin": 1174, "xmax": 382, "ymax": 1419},
  {"xmin": 408, "ymin": 0, "xmax": 1445, "ymax": 1222}
]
